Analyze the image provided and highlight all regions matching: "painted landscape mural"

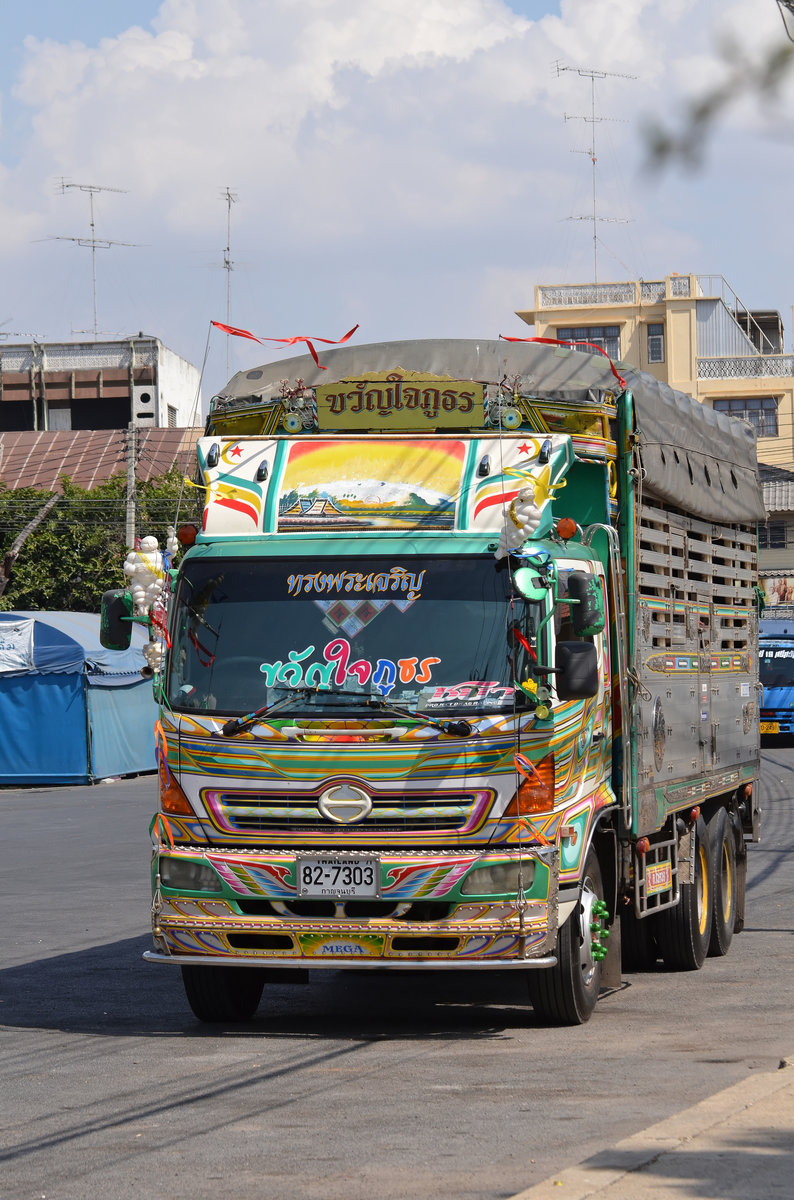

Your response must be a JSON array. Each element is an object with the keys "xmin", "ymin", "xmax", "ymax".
[{"xmin": 277, "ymin": 439, "xmax": 466, "ymax": 531}]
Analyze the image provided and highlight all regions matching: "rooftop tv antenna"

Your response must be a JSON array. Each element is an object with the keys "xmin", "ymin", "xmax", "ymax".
[
  {"xmin": 0, "ymin": 318, "xmax": 47, "ymax": 341},
  {"xmin": 221, "ymin": 186, "xmax": 239, "ymax": 377},
  {"xmin": 556, "ymin": 64, "xmax": 636, "ymax": 282},
  {"xmin": 51, "ymin": 180, "xmax": 136, "ymax": 338}
]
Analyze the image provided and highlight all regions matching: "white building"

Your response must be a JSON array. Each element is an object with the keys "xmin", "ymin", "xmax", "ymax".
[{"xmin": 0, "ymin": 335, "xmax": 201, "ymax": 433}]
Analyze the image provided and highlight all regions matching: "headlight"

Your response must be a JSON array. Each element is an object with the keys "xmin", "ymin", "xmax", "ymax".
[
  {"xmin": 158, "ymin": 856, "xmax": 223, "ymax": 893},
  {"xmin": 460, "ymin": 860, "xmax": 535, "ymax": 896}
]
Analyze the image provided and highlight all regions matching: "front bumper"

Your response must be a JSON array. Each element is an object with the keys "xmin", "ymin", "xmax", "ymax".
[
  {"xmin": 149, "ymin": 845, "xmax": 560, "ymax": 967},
  {"xmin": 144, "ymin": 951, "xmax": 558, "ymax": 969}
]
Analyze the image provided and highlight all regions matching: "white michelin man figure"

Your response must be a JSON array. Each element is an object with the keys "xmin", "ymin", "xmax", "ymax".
[
  {"xmin": 123, "ymin": 535, "xmax": 166, "ymax": 615},
  {"xmin": 495, "ymin": 485, "xmax": 543, "ymax": 560},
  {"xmin": 123, "ymin": 536, "xmax": 167, "ymax": 673}
]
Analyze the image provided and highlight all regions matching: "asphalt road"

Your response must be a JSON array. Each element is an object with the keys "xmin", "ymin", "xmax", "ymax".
[{"xmin": 2, "ymin": 750, "xmax": 793, "ymax": 1200}]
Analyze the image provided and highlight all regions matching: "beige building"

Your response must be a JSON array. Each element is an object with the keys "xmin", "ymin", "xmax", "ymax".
[
  {"xmin": 517, "ymin": 273, "xmax": 793, "ymax": 467},
  {"xmin": 516, "ymin": 273, "xmax": 794, "ymax": 593}
]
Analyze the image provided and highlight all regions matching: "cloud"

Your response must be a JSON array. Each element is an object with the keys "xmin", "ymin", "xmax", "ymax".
[{"xmin": 0, "ymin": 0, "xmax": 792, "ymax": 384}]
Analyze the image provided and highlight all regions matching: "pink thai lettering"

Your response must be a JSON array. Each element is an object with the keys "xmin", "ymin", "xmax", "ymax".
[
  {"xmin": 323, "ymin": 638, "xmax": 351, "ymax": 686},
  {"xmin": 348, "ymin": 658, "xmax": 372, "ymax": 685}
]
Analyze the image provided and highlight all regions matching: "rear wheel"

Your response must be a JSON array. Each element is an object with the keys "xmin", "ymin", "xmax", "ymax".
[
  {"xmin": 181, "ymin": 965, "xmax": 265, "ymax": 1023},
  {"xmin": 528, "ymin": 848, "xmax": 604, "ymax": 1025},
  {"xmin": 707, "ymin": 808, "xmax": 736, "ymax": 957},
  {"xmin": 654, "ymin": 816, "xmax": 711, "ymax": 971}
]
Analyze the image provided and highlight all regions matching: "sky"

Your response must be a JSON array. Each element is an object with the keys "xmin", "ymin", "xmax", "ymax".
[{"xmin": 1, "ymin": 0, "xmax": 793, "ymax": 403}]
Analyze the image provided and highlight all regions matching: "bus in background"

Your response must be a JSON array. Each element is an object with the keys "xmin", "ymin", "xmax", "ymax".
[{"xmin": 760, "ymin": 615, "xmax": 794, "ymax": 739}]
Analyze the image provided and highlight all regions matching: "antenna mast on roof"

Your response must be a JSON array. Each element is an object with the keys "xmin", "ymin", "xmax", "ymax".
[
  {"xmin": 0, "ymin": 318, "xmax": 47, "ymax": 341},
  {"xmin": 556, "ymin": 64, "xmax": 636, "ymax": 282},
  {"xmin": 221, "ymin": 187, "xmax": 239, "ymax": 378},
  {"xmin": 51, "ymin": 180, "xmax": 136, "ymax": 338}
]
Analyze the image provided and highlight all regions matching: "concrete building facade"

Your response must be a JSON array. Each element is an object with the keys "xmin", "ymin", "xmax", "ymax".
[{"xmin": 0, "ymin": 335, "xmax": 201, "ymax": 433}]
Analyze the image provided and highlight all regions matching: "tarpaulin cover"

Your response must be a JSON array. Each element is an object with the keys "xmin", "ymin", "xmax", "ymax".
[
  {"xmin": 215, "ymin": 338, "xmax": 765, "ymax": 524},
  {"xmin": 0, "ymin": 612, "xmax": 157, "ymax": 785}
]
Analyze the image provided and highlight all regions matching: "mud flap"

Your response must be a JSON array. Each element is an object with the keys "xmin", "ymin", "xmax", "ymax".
[{"xmin": 600, "ymin": 915, "xmax": 623, "ymax": 989}]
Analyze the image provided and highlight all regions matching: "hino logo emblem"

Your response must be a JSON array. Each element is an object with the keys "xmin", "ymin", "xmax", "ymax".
[{"xmin": 318, "ymin": 783, "xmax": 372, "ymax": 824}]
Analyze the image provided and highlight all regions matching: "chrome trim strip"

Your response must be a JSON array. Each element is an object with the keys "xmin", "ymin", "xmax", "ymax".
[{"xmin": 143, "ymin": 950, "xmax": 557, "ymax": 970}]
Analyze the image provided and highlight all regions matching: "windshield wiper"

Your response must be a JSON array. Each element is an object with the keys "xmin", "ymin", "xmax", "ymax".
[
  {"xmin": 186, "ymin": 604, "xmax": 219, "ymax": 638},
  {"xmin": 220, "ymin": 691, "xmax": 306, "ymax": 736},
  {"xmin": 271, "ymin": 684, "xmax": 473, "ymax": 737},
  {"xmin": 367, "ymin": 695, "xmax": 472, "ymax": 737}
]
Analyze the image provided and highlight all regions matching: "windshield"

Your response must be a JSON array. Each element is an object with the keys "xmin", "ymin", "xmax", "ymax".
[
  {"xmin": 166, "ymin": 554, "xmax": 540, "ymax": 716},
  {"xmin": 760, "ymin": 644, "xmax": 794, "ymax": 689}
]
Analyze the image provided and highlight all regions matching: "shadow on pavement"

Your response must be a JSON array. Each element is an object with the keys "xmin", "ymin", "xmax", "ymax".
[
  {"xmin": 579, "ymin": 1123, "xmax": 794, "ymax": 1199},
  {"xmin": 0, "ymin": 936, "xmax": 552, "ymax": 1040}
]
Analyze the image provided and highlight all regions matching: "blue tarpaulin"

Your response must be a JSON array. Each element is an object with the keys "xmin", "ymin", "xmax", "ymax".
[{"xmin": 0, "ymin": 611, "xmax": 157, "ymax": 785}]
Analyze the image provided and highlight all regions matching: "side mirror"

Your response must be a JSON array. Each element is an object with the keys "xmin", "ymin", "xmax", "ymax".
[
  {"xmin": 567, "ymin": 571, "xmax": 605, "ymax": 636},
  {"xmin": 100, "ymin": 589, "xmax": 134, "ymax": 650},
  {"xmin": 555, "ymin": 640, "xmax": 599, "ymax": 700}
]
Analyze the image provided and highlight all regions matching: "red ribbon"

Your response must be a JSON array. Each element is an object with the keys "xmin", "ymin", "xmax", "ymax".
[
  {"xmin": 499, "ymin": 334, "xmax": 626, "ymax": 389},
  {"xmin": 154, "ymin": 812, "xmax": 175, "ymax": 851},
  {"xmin": 515, "ymin": 752, "xmax": 543, "ymax": 784},
  {"xmin": 212, "ymin": 320, "xmax": 359, "ymax": 369},
  {"xmin": 512, "ymin": 627, "xmax": 537, "ymax": 661}
]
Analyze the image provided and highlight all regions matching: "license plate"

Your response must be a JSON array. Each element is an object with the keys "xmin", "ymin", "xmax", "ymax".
[
  {"xmin": 296, "ymin": 855, "xmax": 380, "ymax": 899},
  {"xmin": 760, "ymin": 721, "xmax": 779, "ymax": 734},
  {"xmin": 646, "ymin": 860, "xmax": 673, "ymax": 896}
]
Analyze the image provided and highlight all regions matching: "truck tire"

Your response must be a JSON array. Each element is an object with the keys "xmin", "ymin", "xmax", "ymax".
[
  {"xmin": 707, "ymin": 808, "xmax": 736, "ymax": 957},
  {"xmin": 181, "ymin": 965, "xmax": 265, "ymax": 1022},
  {"xmin": 528, "ymin": 848, "xmax": 604, "ymax": 1025},
  {"xmin": 654, "ymin": 816, "xmax": 712, "ymax": 971}
]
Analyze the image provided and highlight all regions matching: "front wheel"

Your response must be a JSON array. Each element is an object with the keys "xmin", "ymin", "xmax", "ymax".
[
  {"xmin": 528, "ymin": 848, "xmax": 605, "ymax": 1025},
  {"xmin": 654, "ymin": 816, "xmax": 712, "ymax": 971},
  {"xmin": 181, "ymin": 965, "xmax": 265, "ymax": 1023}
]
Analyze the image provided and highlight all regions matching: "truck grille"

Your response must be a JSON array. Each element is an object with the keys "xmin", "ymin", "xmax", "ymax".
[{"xmin": 204, "ymin": 788, "xmax": 484, "ymax": 834}]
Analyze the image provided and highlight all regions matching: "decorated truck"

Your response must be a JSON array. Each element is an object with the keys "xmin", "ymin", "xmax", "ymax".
[
  {"xmin": 759, "ymin": 617, "xmax": 794, "ymax": 737},
  {"xmin": 102, "ymin": 337, "xmax": 764, "ymax": 1024}
]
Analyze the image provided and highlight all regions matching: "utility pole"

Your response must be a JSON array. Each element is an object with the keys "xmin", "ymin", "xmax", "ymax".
[
  {"xmin": 126, "ymin": 423, "xmax": 137, "ymax": 550},
  {"xmin": 557, "ymin": 64, "xmax": 636, "ymax": 282},
  {"xmin": 51, "ymin": 180, "xmax": 136, "ymax": 338},
  {"xmin": 222, "ymin": 187, "xmax": 239, "ymax": 379}
]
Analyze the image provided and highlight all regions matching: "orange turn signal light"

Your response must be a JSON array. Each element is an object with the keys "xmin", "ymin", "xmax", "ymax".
[
  {"xmin": 159, "ymin": 759, "xmax": 194, "ymax": 816},
  {"xmin": 505, "ymin": 753, "xmax": 555, "ymax": 815},
  {"xmin": 176, "ymin": 523, "xmax": 198, "ymax": 547},
  {"xmin": 556, "ymin": 517, "xmax": 578, "ymax": 541}
]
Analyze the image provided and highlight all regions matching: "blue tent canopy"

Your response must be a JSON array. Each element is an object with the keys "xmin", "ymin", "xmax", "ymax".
[{"xmin": 0, "ymin": 612, "xmax": 158, "ymax": 785}]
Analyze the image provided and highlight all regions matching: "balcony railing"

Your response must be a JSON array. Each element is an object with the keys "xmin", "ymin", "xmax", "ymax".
[
  {"xmin": 0, "ymin": 340, "xmax": 158, "ymax": 373},
  {"xmin": 697, "ymin": 356, "xmax": 794, "ymax": 380},
  {"xmin": 536, "ymin": 283, "xmax": 638, "ymax": 307}
]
